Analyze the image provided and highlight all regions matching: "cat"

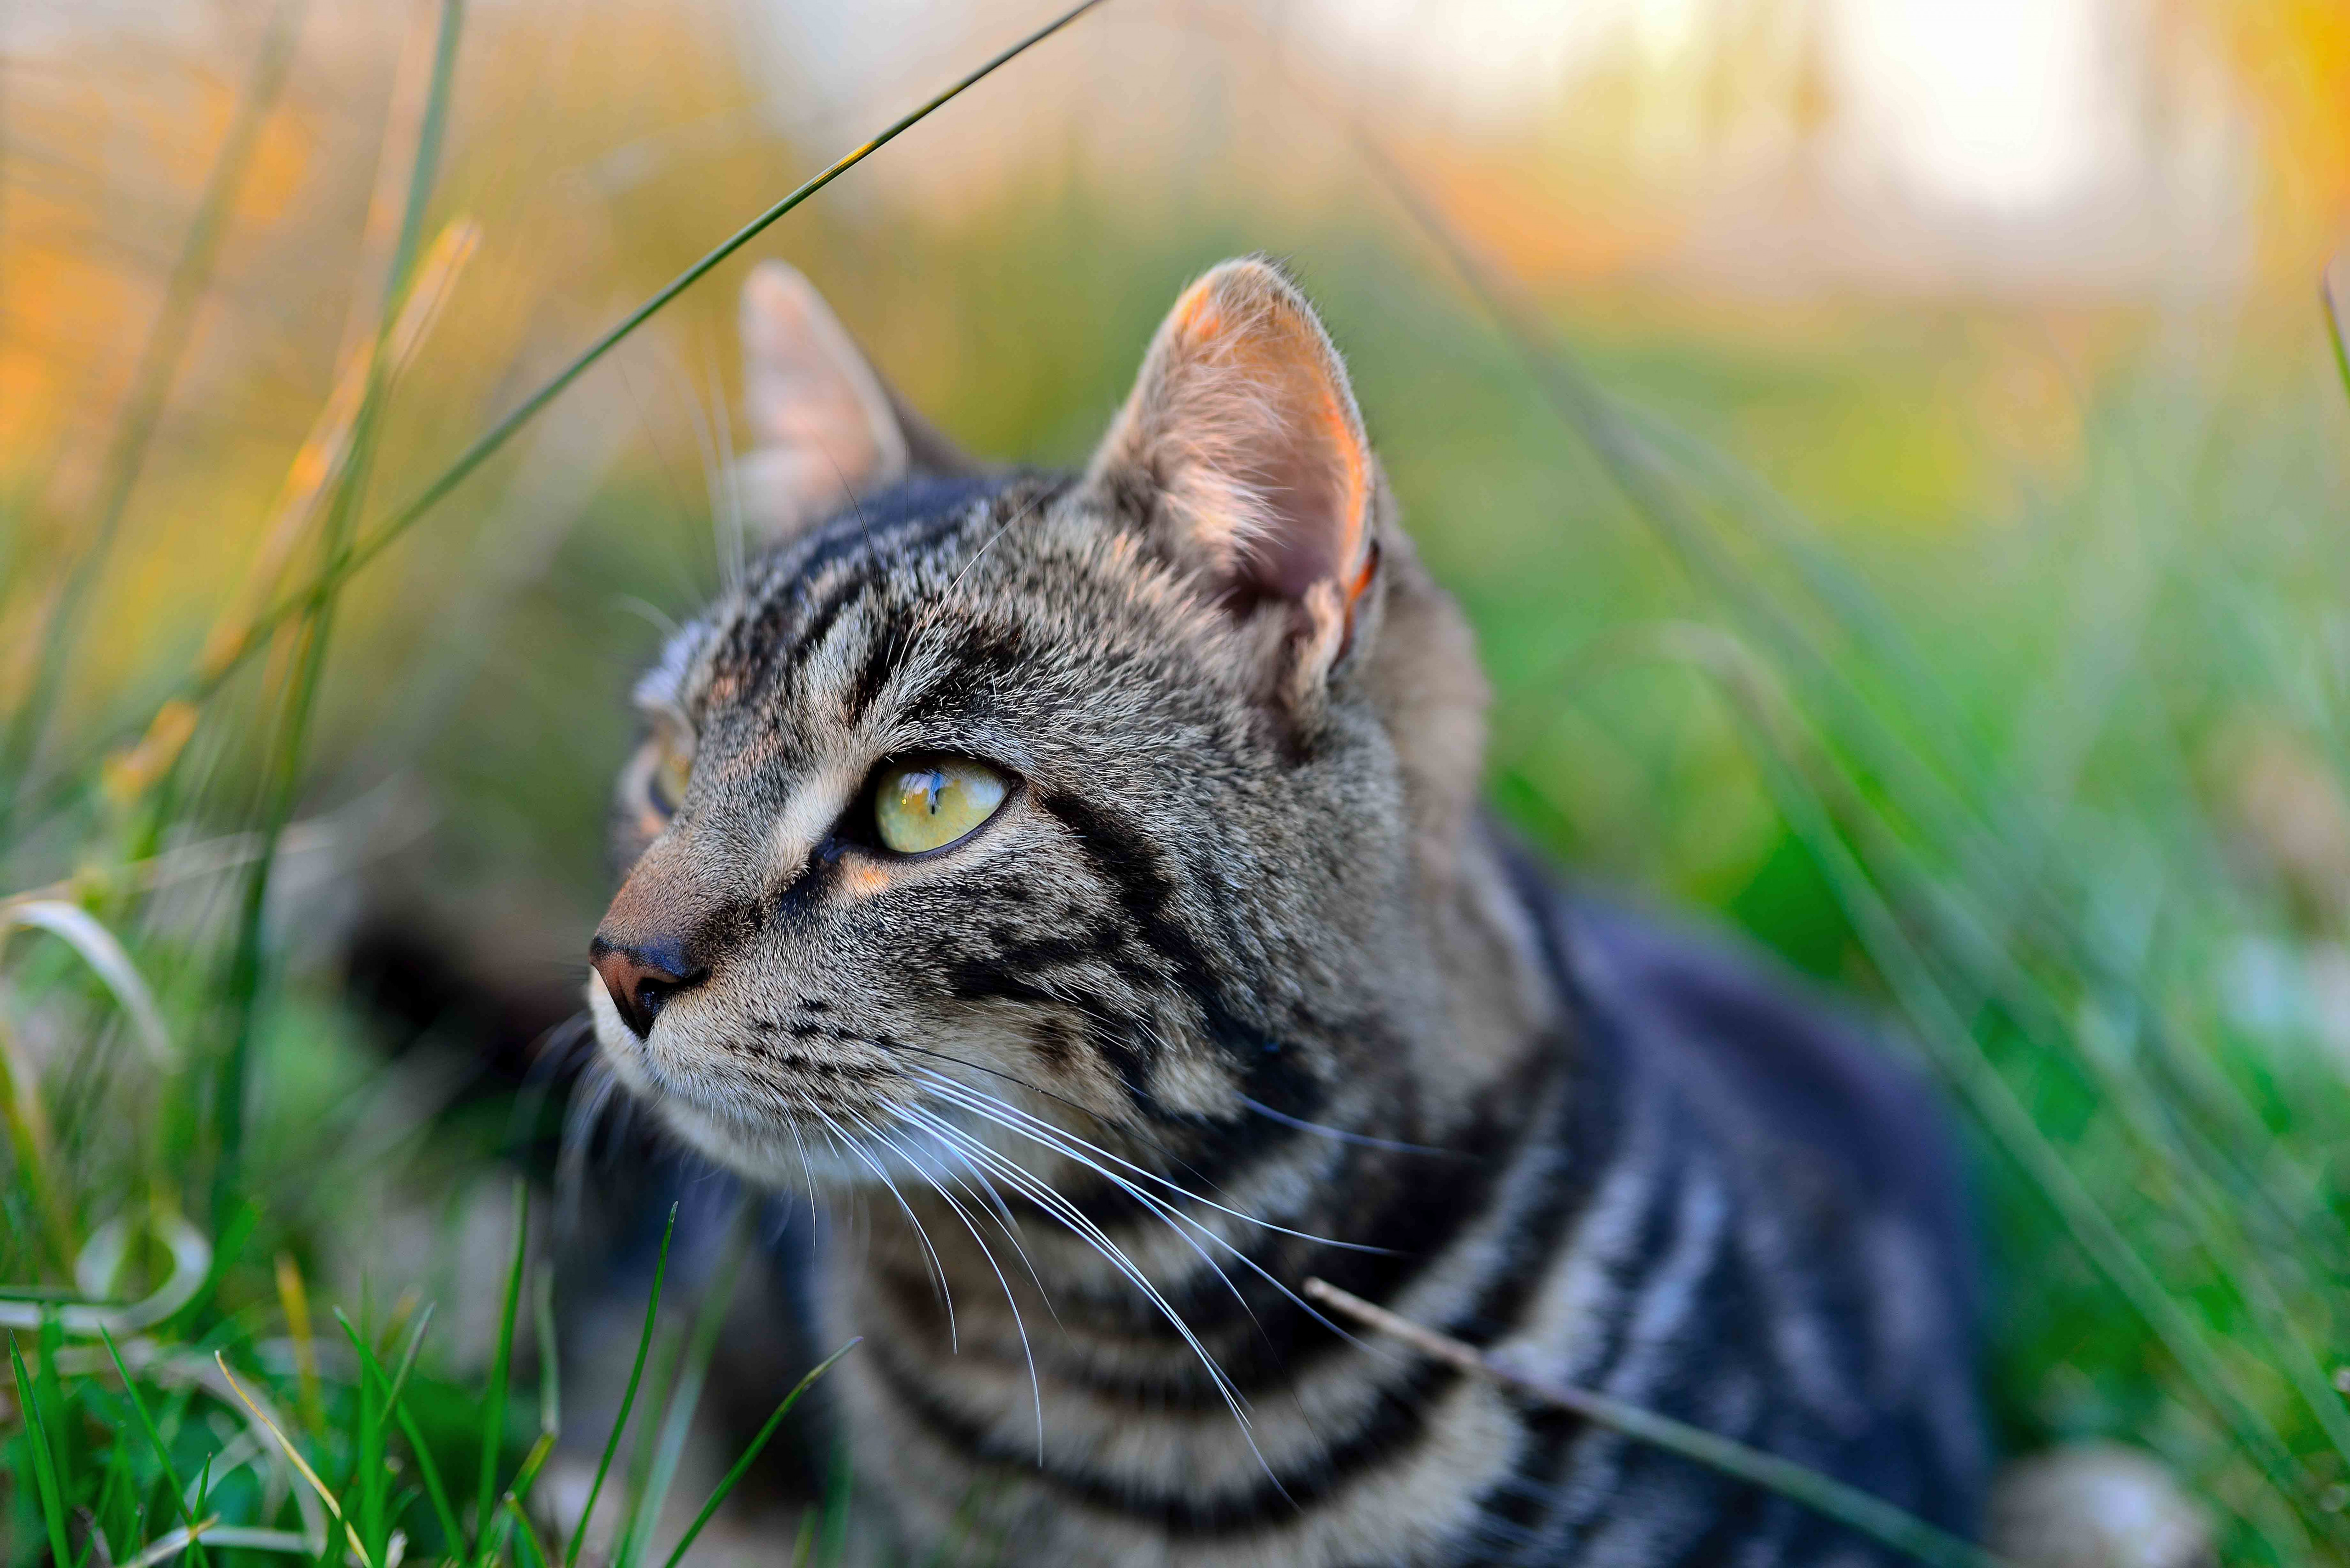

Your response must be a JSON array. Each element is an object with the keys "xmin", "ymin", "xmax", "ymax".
[{"xmin": 583, "ymin": 255, "xmax": 1991, "ymax": 1565}]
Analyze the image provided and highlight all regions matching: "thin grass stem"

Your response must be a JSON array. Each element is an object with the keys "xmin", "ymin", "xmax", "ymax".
[
  {"xmin": 476, "ymin": 1180, "xmax": 531, "ymax": 1565},
  {"xmin": 168, "ymin": 0, "xmax": 1110, "ymax": 722},
  {"xmin": 656, "ymin": 1339, "xmax": 861, "ymax": 1568},
  {"xmin": 562, "ymin": 1202, "xmax": 675, "ymax": 1568},
  {"xmin": 11, "ymin": 1333, "xmax": 74, "ymax": 1568},
  {"xmin": 1304, "ymin": 1279, "xmax": 2003, "ymax": 1568}
]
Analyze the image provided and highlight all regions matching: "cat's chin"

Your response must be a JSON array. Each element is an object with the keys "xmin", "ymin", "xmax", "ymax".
[
  {"xmin": 588, "ymin": 1027, "xmax": 974, "ymax": 1195},
  {"xmin": 650, "ymin": 1094, "xmax": 996, "ymax": 1196}
]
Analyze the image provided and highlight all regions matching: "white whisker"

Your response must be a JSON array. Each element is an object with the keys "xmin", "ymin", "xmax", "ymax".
[
  {"xmin": 864, "ymin": 1115, "xmax": 1049, "ymax": 1462},
  {"xmin": 909, "ymin": 1066, "xmax": 1390, "ymax": 1254},
  {"xmin": 818, "ymin": 1106, "xmax": 958, "ymax": 1351},
  {"xmin": 894, "ymin": 1103, "xmax": 1270, "ymax": 1466},
  {"xmin": 907, "ymin": 1075, "xmax": 1373, "ymax": 1373}
]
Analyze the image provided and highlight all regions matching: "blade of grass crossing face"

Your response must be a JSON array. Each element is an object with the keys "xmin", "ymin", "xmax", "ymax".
[
  {"xmin": 476, "ymin": 1180, "xmax": 530, "ymax": 1565},
  {"xmin": 13, "ymin": 1334, "xmax": 76, "ymax": 1568},
  {"xmin": 163, "ymin": 0, "xmax": 1112, "ymax": 732},
  {"xmin": 659, "ymin": 1339, "xmax": 861, "ymax": 1568},
  {"xmin": 562, "ymin": 1203, "xmax": 675, "ymax": 1568}
]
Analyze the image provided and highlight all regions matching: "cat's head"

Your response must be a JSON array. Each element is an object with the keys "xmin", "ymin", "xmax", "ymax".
[{"xmin": 589, "ymin": 257, "xmax": 1521, "ymax": 1189}]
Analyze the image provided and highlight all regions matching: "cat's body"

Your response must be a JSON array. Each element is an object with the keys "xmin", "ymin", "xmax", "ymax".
[{"xmin": 585, "ymin": 258, "xmax": 1987, "ymax": 1564}]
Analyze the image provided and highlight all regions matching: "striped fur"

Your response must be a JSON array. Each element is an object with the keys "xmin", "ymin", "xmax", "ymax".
[{"xmin": 588, "ymin": 260, "xmax": 1987, "ymax": 1564}]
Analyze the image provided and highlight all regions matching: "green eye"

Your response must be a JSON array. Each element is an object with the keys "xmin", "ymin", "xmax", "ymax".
[
  {"xmin": 873, "ymin": 758, "xmax": 1009, "ymax": 854},
  {"xmin": 648, "ymin": 731, "xmax": 694, "ymax": 816}
]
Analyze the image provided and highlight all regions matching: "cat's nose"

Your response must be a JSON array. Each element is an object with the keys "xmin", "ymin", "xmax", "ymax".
[{"xmin": 589, "ymin": 934, "xmax": 706, "ymax": 1039}]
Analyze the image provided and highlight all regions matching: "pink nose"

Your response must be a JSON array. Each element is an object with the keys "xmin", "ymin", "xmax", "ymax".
[{"xmin": 589, "ymin": 936, "xmax": 701, "ymax": 1038}]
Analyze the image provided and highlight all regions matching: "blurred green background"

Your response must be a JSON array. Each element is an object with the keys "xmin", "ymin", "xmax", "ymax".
[{"xmin": 6, "ymin": 0, "xmax": 2350, "ymax": 1561}]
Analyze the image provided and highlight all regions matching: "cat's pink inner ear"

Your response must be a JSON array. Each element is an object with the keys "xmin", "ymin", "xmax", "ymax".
[
  {"xmin": 1099, "ymin": 261, "xmax": 1374, "ymax": 614},
  {"xmin": 738, "ymin": 262, "xmax": 909, "ymax": 538}
]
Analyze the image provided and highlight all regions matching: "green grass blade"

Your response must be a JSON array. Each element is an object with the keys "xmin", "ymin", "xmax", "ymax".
[
  {"xmin": 2327, "ymin": 246, "xmax": 2350, "ymax": 411},
  {"xmin": 381, "ymin": 1300, "xmax": 436, "ymax": 1431},
  {"xmin": 1362, "ymin": 129, "xmax": 2323, "ymax": 1533},
  {"xmin": 561, "ymin": 1202, "xmax": 676, "ymax": 1568},
  {"xmin": 352, "ymin": 1312, "xmax": 388, "ymax": 1568},
  {"xmin": 387, "ymin": 0, "xmax": 464, "ymax": 310},
  {"xmin": 617, "ymin": 1206, "xmax": 754, "ymax": 1568},
  {"xmin": 334, "ymin": 1307, "xmax": 464, "ymax": 1556},
  {"xmin": 475, "ymin": 1180, "xmax": 530, "ymax": 1564},
  {"xmin": 9, "ymin": 0, "xmax": 1114, "ymax": 846},
  {"xmin": 11, "ymin": 1334, "xmax": 74, "ymax": 1568},
  {"xmin": 657, "ymin": 1339, "xmax": 861, "ymax": 1568},
  {"xmin": 210, "ymin": 0, "xmax": 467, "ymax": 1225},
  {"xmin": 503, "ymin": 1496, "xmax": 553, "ymax": 1568},
  {"xmin": 1671, "ymin": 638, "xmax": 2318, "ymax": 1534},
  {"xmin": 96, "ymin": 1328, "xmax": 206, "ymax": 1548},
  {"xmin": 173, "ymin": 0, "xmax": 1109, "ymax": 719}
]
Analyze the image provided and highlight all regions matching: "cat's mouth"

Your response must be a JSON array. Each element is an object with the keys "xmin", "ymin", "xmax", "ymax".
[{"xmin": 587, "ymin": 984, "xmax": 1019, "ymax": 1194}]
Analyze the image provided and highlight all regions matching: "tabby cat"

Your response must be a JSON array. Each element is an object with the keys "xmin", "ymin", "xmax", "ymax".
[{"xmin": 585, "ymin": 256, "xmax": 1989, "ymax": 1564}]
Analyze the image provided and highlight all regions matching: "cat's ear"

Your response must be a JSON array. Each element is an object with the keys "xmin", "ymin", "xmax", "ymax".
[
  {"xmin": 1087, "ymin": 258, "xmax": 1379, "ymax": 685},
  {"xmin": 737, "ymin": 261, "xmax": 975, "ymax": 540}
]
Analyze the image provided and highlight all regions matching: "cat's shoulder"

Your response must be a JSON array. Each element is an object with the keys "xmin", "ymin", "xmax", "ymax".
[{"xmin": 1522, "ymin": 857, "xmax": 1974, "ymax": 1260}]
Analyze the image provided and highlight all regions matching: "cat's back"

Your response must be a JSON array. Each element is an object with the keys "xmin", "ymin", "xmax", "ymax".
[{"xmin": 1486, "ymin": 855, "xmax": 1992, "ymax": 1562}]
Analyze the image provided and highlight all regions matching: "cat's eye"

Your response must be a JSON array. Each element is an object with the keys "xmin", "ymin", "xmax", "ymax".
[
  {"xmin": 872, "ymin": 758, "xmax": 1009, "ymax": 855},
  {"xmin": 638, "ymin": 726, "xmax": 694, "ymax": 820},
  {"xmin": 652, "ymin": 737, "xmax": 693, "ymax": 813}
]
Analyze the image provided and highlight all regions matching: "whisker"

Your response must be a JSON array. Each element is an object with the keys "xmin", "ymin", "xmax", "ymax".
[
  {"xmin": 887, "ymin": 1037, "xmax": 1346, "ymax": 1213},
  {"xmin": 910, "ymin": 1066, "xmax": 1393, "ymax": 1255},
  {"xmin": 865, "ymin": 1115, "xmax": 1049, "ymax": 1462},
  {"xmin": 895, "ymin": 1105, "xmax": 1258, "ymax": 1438},
  {"xmin": 558, "ymin": 1055, "xmax": 621, "ymax": 1237},
  {"xmin": 907, "ymin": 1079, "xmax": 1377, "ymax": 1384},
  {"xmin": 1234, "ymin": 1094, "xmax": 1466, "ymax": 1158},
  {"xmin": 818, "ymin": 1106, "xmax": 958, "ymax": 1351}
]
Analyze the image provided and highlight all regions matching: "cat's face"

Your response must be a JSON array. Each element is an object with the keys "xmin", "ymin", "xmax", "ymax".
[{"xmin": 588, "ymin": 259, "xmax": 1488, "ymax": 1190}]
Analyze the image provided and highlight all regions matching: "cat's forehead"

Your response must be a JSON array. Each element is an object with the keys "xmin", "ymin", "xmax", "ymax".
[{"xmin": 632, "ymin": 472, "xmax": 1179, "ymax": 750}]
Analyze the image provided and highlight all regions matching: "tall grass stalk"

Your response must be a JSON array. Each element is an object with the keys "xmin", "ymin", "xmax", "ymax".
[
  {"xmin": 1354, "ymin": 124, "xmax": 2350, "ymax": 1556},
  {"xmin": 211, "ymin": 0, "xmax": 466, "ymax": 1217},
  {"xmin": 135, "ymin": 0, "xmax": 1110, "ymax": 737},
  {"xmin": 0, "ymin": 1, "xmax": 304, "ymax": 824},
  {"xmin": 563, "ymin": 1205, "xmax": 677, "ymax": 1568}
]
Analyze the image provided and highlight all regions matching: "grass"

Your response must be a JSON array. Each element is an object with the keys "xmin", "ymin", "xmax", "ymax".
[
  {"xmin": 5, "ymin": 1, "xmax": 2350, "ymax": 1563},
  {"xmin": 0, "ymin": 6, "xmax": 1088, "ymax": 1563}
]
